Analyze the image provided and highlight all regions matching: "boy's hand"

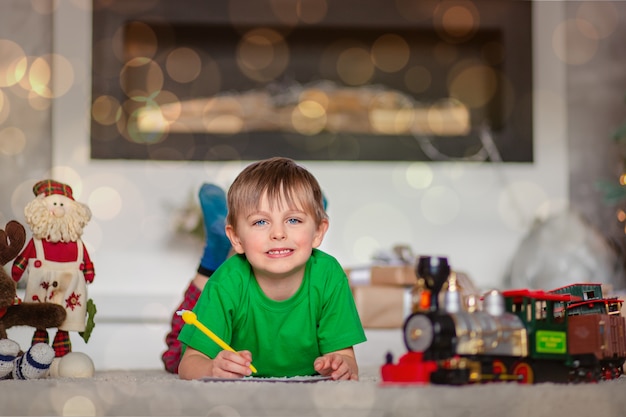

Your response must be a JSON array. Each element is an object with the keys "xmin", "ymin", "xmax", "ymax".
[
  {"xmin": 212, "ymin": 350, "xmax": 253, "ymax": 378},
  {"xmin": 314, "ymin": 349, "xmax": 359, "ymax": 381}
]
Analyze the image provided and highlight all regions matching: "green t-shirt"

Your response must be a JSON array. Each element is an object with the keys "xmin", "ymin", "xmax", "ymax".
[{"xmin": 178, "ymin": 249, "xmax": 367, "ymax": 377}]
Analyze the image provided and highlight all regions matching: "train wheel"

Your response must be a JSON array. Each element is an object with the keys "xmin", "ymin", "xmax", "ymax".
[
  {"xmin": 512, "ymin": 361, "xmax": 534, "ymax": 384},
  {"xmin": 403, "ymin": 313, "xmax": 433, "ymax": 352},
  {"xmin": 609, "ymin": 363, "xmax": 623, "ymax": 379},
  {"xmin": 589, "ymin": 368, "xmax": 602, "ymax": 383},
  {"xmin": 492, "ymin": 360, "xmax": 507, "ymax": 376}
]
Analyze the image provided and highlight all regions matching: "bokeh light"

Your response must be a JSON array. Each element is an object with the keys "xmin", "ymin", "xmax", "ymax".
[
  {"xmin": 88, "ymin": 186, "xmax": 123, "ymax": 221},
  {"xmin": 448, "ymin": 62, "xmax": 498, "ymax": 109},
  {"xmin": 237, "ymin": 28, "xmax": 289, "ymax": 82},
  {"xmin": 371, "ymin": 33, "xmax": 410, "ymax": 73},
  {"xmin": 28, "ymin": 55, "xmax": 53, "ymax": 98},
  {"xmin": 405, "ymin": 162, "xmax": 434, "ymax": 189},
  {"xmin": 311, "ymin": 377, "xmax": 377, "ymax": 410},
  {"xmin": 295, "ymin": 0, "xmax": 328, "ymax": 24},
  {"xmin": 135, "ymin": 90, "xmax": 181, "ymax": 133},
  {"xmin": 202, "ymin": 96, "xmax": 245, "ymax": 134},
  {"xmin": 0, "ymin": 39, "xmax": 27, "ymax": 87},
  {"xmin": 447, "ymin": 164, "xmax": 496, "ymax": 198},
  {"xmin": 110, "ymin": 26, "xmax": 127, "ymax": 64},
  {"xmin": 576, "ymin": 1, "xmax": 618, "ymax": 40},
  {"xmin": 205, "ymin": 405, "xmax": 242, "ymax": 417},
  {"xmin": 441, "ymin": 4, "xmax": 478, "ymax": 39},
  {"xmin": 11, "ymin": 180, "xmax": 38, "ymax": 218},
  {"xmin": 0, "ymin": 89, "xmax": 10, "ymax": 124},
  {"xmin": 124, "ymin": 21, "xmax": 158, "ymax": 60},
  {"xmin": 421, "ymin": 185, "xmax": 460, "ymax": 225},
  {"xmin": 270, "ymin": 0, "xmax": 328, "ymax": 25},
  {"xmin": 92, "ymin": 95, "xmax": 122, "ymax": 126},
  {"xmin": 433, "ymin": 0, "xmax": 480, "ymax": 43},
  {"xmin": 46, "ymin": 166, "xmax": 84, "ymax": 197},
  {"xmin": 337, "ymin": 47, "xmax": 374, "ymax": 86},
  {"xmin": 121, "ymin": 98, "xmax": 169, "ymax": 145},
  {"xmin": 553, "ymin": 19, "xmax": 598, "ymax": 66},
  {"xmin": 49, "ymin": 53, "xmax": 76, "ymax": 97},
  {"xmin": 120, "ymin": 57, "xmax": 164, "ymax": 99},
  {"xmin": 166, "ymin": 47, "xmax": 202, "ymax": 84},
  {"xmin": 291, "ymin": 99, "xmax": 327, "ymax": 135},
  {"xmin": 411, "ymin": 98, "xmax": 469, "ymax": 136},
  {"xmin": 61, "ymin": 396, "xmax": 97, "ymax": 417},
  {"xmin": 368, "ymin": 90, "xmax": 414, "ymax": 135},
  {"xmin": 0, "ymin": 127, "xmax": 26, "ymax": 155}
]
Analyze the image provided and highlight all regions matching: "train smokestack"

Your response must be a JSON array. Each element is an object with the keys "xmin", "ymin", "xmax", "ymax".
[{"xmin": 416, "ymin": 256, "xmax": 450, "ymax": 312}]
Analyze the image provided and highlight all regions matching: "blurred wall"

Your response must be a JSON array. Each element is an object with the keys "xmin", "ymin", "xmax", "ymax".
[
  {"xmin": 567, "ymin": 2, "xmax": 626, "ymax": 263},
  {"xmin": 0, "ymin": 1, "xmax": 52, "ymax": 227}
]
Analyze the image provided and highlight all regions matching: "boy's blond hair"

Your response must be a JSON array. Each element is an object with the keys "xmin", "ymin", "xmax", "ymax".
[{"xmin": 226, "ymin": 157, "xmax": 327, "ymax": 229}]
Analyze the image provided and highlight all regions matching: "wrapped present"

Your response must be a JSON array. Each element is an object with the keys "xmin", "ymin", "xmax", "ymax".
[
  {"xmin": 351, "ymin": 284, "xmax": 412, "ymax": 328},
  {"xmin": 370, "ymin": 265, "xmax": 417, "ymax": 286},
  {"xmin": 344, "ymin": 266, "xmax": 371, "ymax": 287}
]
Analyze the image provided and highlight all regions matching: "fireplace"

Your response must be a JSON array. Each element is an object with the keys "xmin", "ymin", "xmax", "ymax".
[{"xmin": 90, "ymin": 0, "xmax": 532, "ymax": 162}]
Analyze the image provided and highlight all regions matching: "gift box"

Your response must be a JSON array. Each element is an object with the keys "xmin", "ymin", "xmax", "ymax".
[
  {"xmin": 351, "ymin": 284, "xmax": 413, "ymax": 328},
  {"xmin": 369, "ymin": 265, "xmax": 417, "ymax": 286},
  {"xmin": 344, "ymin": 266, "xmax": 371, "ymax": 287}
]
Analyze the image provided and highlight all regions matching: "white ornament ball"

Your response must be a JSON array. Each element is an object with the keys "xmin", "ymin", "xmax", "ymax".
[
  {"xmin": 58, "ymin": 352, "xmax": 95, "ymax": 378},
  {"xmin": 48, "ymin": 357, "xmax": 61, "ymax": 378}
]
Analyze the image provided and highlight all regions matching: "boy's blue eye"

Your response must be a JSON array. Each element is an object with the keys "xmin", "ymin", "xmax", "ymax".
[
  {"xmin": 287, "ymin": 218, "xmax": 300, "ymax": 224},
  {"xmin": 253, "ymin": 219, "xmax": 268, "ymax": 226}
]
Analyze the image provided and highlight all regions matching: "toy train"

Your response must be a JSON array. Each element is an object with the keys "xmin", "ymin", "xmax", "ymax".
[{"xmin": 380, "ymin": 256, "xmax": 626, "ymax": 385}]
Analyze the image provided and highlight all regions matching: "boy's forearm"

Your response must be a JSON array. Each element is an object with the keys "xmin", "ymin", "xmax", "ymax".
[{"xmin": 178, "ymin": 349, "xmax": 214, "ymax": 380}]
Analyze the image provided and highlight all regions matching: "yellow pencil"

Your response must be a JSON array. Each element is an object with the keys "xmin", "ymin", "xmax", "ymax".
[{"xmin": 178, "ymin": 309, "xmax": 257, "ymax": 374}]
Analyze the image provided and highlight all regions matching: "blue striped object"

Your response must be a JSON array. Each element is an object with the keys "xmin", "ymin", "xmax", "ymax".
[{"xmin": 13, "ymin": 343, "xmax": 53, "ymax": 380}]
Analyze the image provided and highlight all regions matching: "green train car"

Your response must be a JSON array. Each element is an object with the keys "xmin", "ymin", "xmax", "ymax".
[{"xmin": 502, "ymin": 286, "xmax": 625, "ymax": 382}]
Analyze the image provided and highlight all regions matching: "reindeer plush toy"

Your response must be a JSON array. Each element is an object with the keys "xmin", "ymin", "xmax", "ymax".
[{"xmin": 0, "ymin": 220, "xmax": 66, "ymax": 379}]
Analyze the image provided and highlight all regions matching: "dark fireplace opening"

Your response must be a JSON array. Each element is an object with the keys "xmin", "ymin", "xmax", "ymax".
[{"xmin": 91, "ymin": 0, "xmax": 532, "ymax": 162}]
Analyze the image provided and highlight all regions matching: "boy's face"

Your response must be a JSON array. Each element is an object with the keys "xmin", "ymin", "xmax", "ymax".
[{"xmin": 225, "ymin": 192, "xmax": 328, "ymax": 281}]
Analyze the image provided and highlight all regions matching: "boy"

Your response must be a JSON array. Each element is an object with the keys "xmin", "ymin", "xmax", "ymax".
[{"xmin": 178, "ymin": 157, "xmax": 366, "ymax": 380}]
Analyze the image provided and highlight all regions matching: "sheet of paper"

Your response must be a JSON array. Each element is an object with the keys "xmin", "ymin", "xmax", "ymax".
[{"xmin": 200, "ymin": 375, "xmax": 332, "ymax": 383}]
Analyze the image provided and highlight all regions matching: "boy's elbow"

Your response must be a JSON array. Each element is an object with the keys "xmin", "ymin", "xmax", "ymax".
[
  {"xmin": 178, "ymin": 368, "xmax": 194, "ymax": 380},
  {"xmin": 178, "ymin": 359, "xmax": 198, "ymax": 380},
  {"xmin": 178, "ymin": 348, "xmax": 212, "ymax": 380}
]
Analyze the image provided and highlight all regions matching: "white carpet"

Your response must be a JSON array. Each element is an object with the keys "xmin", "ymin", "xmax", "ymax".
[{"xmin": 3, "ymin": 367, "xmax": 626, "ymax": 416}]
